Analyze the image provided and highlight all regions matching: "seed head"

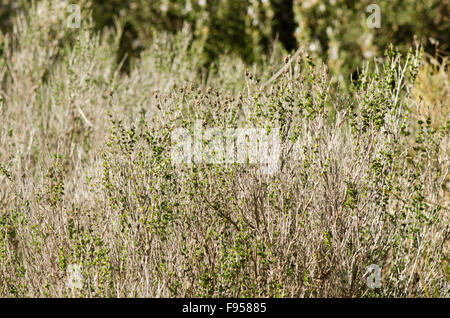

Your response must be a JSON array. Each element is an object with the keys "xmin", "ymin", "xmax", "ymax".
[
  {"xmin": 245, "ymin": 69, "xmax": 253, "ymax": 80},
  {"xmin": 284, "ymin": 55, "xmax": 290, "ymax": 64}
]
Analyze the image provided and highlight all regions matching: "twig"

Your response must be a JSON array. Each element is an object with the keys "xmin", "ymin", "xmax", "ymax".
[
  {"xmin": 77, "ymin": 105, "xmax": 94, "ymax": 128},
  {"xmin": 263, "ymin": 48, "xmax": 302, "ymax": 87}
]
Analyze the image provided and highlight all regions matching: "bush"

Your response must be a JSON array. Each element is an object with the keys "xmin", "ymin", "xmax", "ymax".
[
  {"xmin": 293, "ymin": 0, "xmax": 449, "ymax": 81},
  {"xmin": 1, "ymin": 1, "xmax": 447, "ymax": 79},
  {"xmin": 0, "ymin": 0, "xmax": 448, "ymax": 297},
  {"xmin": 90, "ymin": 0, "xmax": 276, "ymax": 67}
]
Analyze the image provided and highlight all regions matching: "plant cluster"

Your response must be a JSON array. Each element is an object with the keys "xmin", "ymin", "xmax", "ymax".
[{"xmin": 0, "ymin": 1, "xmax": 448, "ymax": 297}]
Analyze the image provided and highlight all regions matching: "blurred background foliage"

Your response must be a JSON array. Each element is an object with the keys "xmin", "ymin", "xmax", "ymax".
[{"xmin": 0, "ymin": 0, "xmax": 448, "ymax": 76}]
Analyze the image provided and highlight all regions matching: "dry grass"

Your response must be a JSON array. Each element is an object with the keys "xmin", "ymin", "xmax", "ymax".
[{"xmin": 411, "ymin": 55, "xmax": 450, "ymax": 207}]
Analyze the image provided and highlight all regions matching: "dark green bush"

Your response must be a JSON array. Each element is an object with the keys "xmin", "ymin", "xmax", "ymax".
[{"xmin": 293, "ymin": 0, "xmax": 449, "ymax": 79}]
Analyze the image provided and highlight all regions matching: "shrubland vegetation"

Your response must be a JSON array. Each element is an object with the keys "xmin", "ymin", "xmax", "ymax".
[{"xmin": 0, "ymin": 1, "xmax": 448, "ymax": 297}]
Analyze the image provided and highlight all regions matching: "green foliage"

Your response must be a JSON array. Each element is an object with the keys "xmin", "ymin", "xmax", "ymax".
[
  {"xmin": 1, "ymin": 1, "xmax": 447, "ymax": 79},
  {"xmin": 86, "ymin": 0, "xmax": 276, "ymax": 68},
  {"xmin": 293, "ymin": 0, "xmax": 448, "ymax": 81}
]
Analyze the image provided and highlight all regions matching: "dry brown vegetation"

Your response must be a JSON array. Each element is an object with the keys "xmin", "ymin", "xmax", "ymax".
[{"xmin": 0, "ymin": 2, "xmax": 448, "ymax": 297}]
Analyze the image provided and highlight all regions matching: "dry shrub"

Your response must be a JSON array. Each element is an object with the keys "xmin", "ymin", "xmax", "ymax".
[
  {"xmin": 0, "ymin": 1, "xmax": 448, "ymax": 297},
  {"xmin": 411, "ymin": 54, "xmax": 449, "ymax": 208}
]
